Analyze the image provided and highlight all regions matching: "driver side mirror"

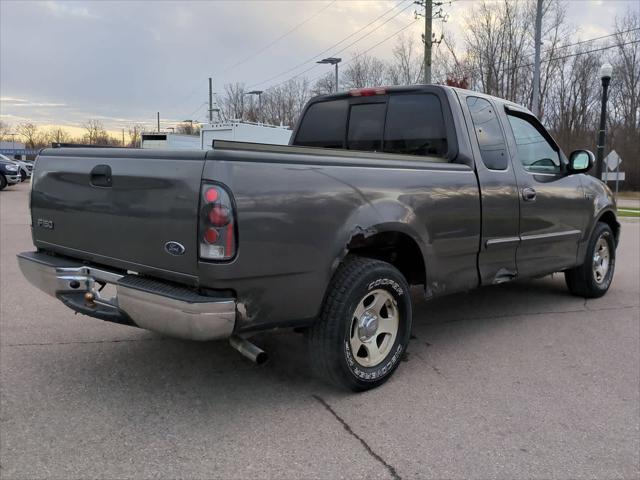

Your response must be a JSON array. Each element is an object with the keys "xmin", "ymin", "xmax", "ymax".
[{"xmin": 568, "ymin": 149, "xmax": 594, "ymax": 174}]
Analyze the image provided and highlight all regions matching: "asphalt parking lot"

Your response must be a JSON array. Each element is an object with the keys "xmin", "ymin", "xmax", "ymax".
[{"xmin": 1, "ymin": 181, "xmax": 638, "ymax": 480}]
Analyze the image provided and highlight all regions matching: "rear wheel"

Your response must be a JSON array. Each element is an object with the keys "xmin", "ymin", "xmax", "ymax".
[
  {"xmin": 0, "ymin": 174, "xmax": 7, "ymax": 191},
  {"xmin": 308, "ymin": 256, "xmax": 412, "ymax": 391},
  {"xmin": 565, "ymin": 222, "xmax": 615, "ymax": 298}
]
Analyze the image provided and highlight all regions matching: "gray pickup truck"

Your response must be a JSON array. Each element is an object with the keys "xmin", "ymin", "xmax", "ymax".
[{"xmin": 18, "ymin": 85, "xmax": 619, "ymax": 391}]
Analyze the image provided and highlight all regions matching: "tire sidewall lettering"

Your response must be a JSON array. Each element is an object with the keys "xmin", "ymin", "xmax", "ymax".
[{"xmin": 344, "ymin": 274, "xmax": 409, "ymax": 382}]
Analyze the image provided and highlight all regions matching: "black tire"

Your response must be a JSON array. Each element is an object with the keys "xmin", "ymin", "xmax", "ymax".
[
  {"xmin": 565, "ymin": 222, "xmax": 616, "ymax": 298},
  {"xmin": 20, "ymin": 170, "xmax": 27, "ymax": 182},
  {"xmin": 0, "ymin": 174, "xmax": 7, "ymax": 191},
  {"xmin": 308, "ymin": 256, "xmax": 412, "ymax": 391}
]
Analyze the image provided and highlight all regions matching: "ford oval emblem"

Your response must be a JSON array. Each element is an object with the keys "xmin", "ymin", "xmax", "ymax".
[{"xmin": 164, "ymin": 241, "xmax": 186, "ymax": 256}]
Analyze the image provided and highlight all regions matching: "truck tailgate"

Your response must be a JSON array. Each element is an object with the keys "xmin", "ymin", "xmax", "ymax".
[{"xmin": 30, "ymin": 148, "xmax": 206, "ymax": 279}]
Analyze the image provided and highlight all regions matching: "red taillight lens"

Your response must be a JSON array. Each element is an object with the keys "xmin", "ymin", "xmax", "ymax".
[
  {"xmin": 204, "ymin": 227, "xmax": 219, "ymax": 244},
  {"xmin": 199, "ymin": 184, "xmax": 236, "ymax": 260},
  {"xmin": 208, "ymin": 205, "xmax": 230, "ymax": 226},
  {"xmin": 205, "ymin": 188, "xmax": 219, "ymax": 203}
]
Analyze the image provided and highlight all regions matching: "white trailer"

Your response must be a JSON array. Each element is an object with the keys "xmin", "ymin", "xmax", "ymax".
[
  {"xmin": 200, "ymin": 121, "xmax": 291, "ymax": 148},
  {"xmin": 140, "ymin": 133, "xmax": 200, "ymax": 150},
  {"xmin": 141, "ymin": 122, "xmax": 292, "ymax": 151}
]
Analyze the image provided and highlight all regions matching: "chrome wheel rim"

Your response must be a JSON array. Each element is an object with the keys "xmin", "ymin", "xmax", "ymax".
[
  {"xmin": 592, "ymin": 235, "xmax": 610, "ymax": 284},
  {"xmin": 349, "ymin": 289, "xmax": 399, "ymax": 368}
]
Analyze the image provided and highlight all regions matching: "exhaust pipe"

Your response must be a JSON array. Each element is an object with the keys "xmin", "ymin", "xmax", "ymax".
[{"xmin": 229, "ymin": 335, "xmax": 268, "ymax": 365}]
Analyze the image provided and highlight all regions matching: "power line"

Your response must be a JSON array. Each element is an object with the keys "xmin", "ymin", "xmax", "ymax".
[
  {"xmin": 552, "ymin": 27, "xmax": 639, "ymax": 51},
  {"xmin": 247, "ymin": 0, "xmax": 412, "ymax": 89},
  {"xmin": 461, "ymin": 39, "xmax": 640, "ymax": 78},
  {"xmin": 308, "ymin": 18, "xmax": 421, "ymax": 85},
  {"xmin": 222, "ymin": 0, "xmax": 337, "ymax": 73}
]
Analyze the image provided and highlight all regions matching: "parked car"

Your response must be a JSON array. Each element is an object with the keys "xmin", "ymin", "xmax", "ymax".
[
  {"xmin": 18, "ymin": 85, "xmax": 619, "ymax": 391},
  {"xmin": 0, "ymin": 157, "xmax": 22, "ymax": 190},
  {"xmin": 0, "ymin": 154, "xmax": 33, "ymax": 182}
]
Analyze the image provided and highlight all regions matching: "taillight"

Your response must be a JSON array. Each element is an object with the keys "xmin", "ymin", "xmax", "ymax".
[{"xmin": 199, "ymin": 183, "xmax": 236, "ymax": 260}]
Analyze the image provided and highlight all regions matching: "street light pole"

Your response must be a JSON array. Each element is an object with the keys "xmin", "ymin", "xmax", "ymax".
[
  {"xmin": 317, "ymin": 57, "xmax": 342, "ymax": 92},
  {"xmin": 595, "ymin": 63, "xmax": 613, "ymax": 182},
  {"xmin": 245, "ymin": 90, "xmax": 264, "ymax": 122}
]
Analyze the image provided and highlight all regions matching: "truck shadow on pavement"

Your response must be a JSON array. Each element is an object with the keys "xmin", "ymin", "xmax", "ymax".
[{"xmin": 44, "ymin": 273, "xmax": 583, "ymax": 405}]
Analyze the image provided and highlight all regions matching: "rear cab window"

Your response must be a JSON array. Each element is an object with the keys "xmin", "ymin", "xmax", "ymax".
[{"xmin": 293, "ymin": 91, "xmax": 452, "ymax": 160}]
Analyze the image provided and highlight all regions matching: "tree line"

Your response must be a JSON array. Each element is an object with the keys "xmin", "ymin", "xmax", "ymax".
[
  {"xmin": 0, "ymin": 119, "xmax": 203, "ymax": 150},
  {"xmin": 1, "ymin": 1, "xmax": 637, "ymax": 188},
  {"xmin": 218, "ymin": 1, "xmax": 638, "ymax": 189}
]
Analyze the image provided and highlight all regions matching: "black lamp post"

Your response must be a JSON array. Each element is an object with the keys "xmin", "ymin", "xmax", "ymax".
[
  {"xmin": 317, "ymin": 57, "xmax": 341, "ymax": 93},
  {"xmin": 595, "ymin": 62, "xmax": 613, "ymax": 181},
  {"xmin": 245, "ymin": 90, "xmax": 263, "ymax": 121}
]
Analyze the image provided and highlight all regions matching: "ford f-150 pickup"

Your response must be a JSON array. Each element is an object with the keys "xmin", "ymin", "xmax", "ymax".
[{"xmin": 18, "ymin": 85, "xmax": 619, "ymax": 391}]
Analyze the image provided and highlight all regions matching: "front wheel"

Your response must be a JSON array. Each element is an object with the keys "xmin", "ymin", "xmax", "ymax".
[
  {"xmin": 565, "ymin": 222, "xmax": 616, "ymax": 298},
  {"xmin": 308, "ymin": 256, "xmax": 412, "ymax": 391},
  {"xmin": 20, "ymin": 170, "xmax": 27, "ymax": 182}
]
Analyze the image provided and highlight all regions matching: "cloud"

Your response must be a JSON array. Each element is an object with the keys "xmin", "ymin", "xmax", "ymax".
[
  {"xmin": 44, "ymin": 0, "xmax": 98, "ymax": 19},
  {"xmin": 1, "ymin": 0, "xmax": 637, "ymax": 131}
]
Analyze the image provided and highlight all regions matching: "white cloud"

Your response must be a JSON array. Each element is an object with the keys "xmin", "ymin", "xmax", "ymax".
[{"xmin": 44, "ymin": 1, "xmax": 97, "ymax": 19}]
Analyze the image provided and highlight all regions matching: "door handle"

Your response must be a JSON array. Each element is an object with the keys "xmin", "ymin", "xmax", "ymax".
[
  {"xmin": 90, "ymin": 164, "xmax": 112, "ymax": 187},
  {"xmin": 522, "ymin": 187, "xmax": 537, "ymax": 202}
]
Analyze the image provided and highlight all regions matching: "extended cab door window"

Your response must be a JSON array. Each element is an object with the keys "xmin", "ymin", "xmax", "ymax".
[
  {"xmin": 506, "ymin": 114, "xmax": 561, "ymax": 174},
  {"xmin": 466, "ymin": 97, "xmax": 508, "ymax": 170},
  {"xmin": 383, "ymin": 94, "xmax": 448, "ymax": 157}
]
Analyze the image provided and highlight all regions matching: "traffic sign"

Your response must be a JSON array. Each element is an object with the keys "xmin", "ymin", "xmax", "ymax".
[
  {"xmin": 601, "ymin": 172, "xmax": 625, "ymax": 181},
  {"xmin": 604, "ymin": 150, "xmax": 622, "ymax": 171}
]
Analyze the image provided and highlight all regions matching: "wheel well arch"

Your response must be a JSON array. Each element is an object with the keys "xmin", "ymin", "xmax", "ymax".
[
  {"xmin": 597, "ymin": 209, "xmax": 620, "ymax": 245},
  {"xmin": 346, "ymin": 230, "xmax": 426, "ymax": 285}
]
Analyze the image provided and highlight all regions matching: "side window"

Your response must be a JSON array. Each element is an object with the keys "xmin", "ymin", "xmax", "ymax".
[
  {"xmin": 347, "ymin": 103, "xmax": 386, "ymax": 151},
  {"xmin": 383, "ymin": 94, "xmax": 448, "ymax": 157},
  {"xmin": 466, "ymin": 97, "xmax": 508, "ymax": 170},
  {"xmin": 294, "ymin": 99, "xmax": 348, "ymax": 148},
  {"xmin": 507, "ymin": 114, "xmax": 561, "ymax": 173}
]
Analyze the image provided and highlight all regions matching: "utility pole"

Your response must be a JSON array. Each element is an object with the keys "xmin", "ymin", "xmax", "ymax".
[
  {"xmin": 122, "ymin": 128, "xmax": 125, "ymax": 147},
  {"xmin": 595, "ymin": 63, "xmax": 613, "ymax": 181},
  {"xmin": 416, "ymin": 0, "xmax": 447, "ymax": 84},
  {"xmin": 208, "ymin": 77, "xmax": 214, "ymax": 123},
  {"xmin": 157, "ymin": 112, "xmax": 160, "ymax": 132},
  {"xmin": 532, "ymin": 0, "xmax": 543, "ymax": 117},
  {"xmin": 424, "ymin": 0, "xmax": 432, "ymax": 84}
]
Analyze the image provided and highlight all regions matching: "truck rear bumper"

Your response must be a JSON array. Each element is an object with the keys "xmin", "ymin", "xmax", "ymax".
[{"xmin": 17, "ymin": 251, "xmax": 236, "ymax": 341}]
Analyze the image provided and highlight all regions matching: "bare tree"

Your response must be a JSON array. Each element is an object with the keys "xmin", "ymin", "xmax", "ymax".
[
  {"xmin": 47, "ymin": 127, "xmax": 71, "ymax": 144},
  {"xmin": 82, "ymin": 119, "xmax": 107, "ymax": 145},
  {"xmin": 342, "ymin": 53, "xmax": 388, "ymax": 89},
  {"xmin": 312, "ymin": 73, "xmax": 335, "ymax": 96},
  {"xmin": 0, "ymin": 120, "xmax": 12, "ymax": 142},
  {"xmin": 221, "ymin": 83, "xmax": 247, "ymax": 120},
  {"xmin": 17, "ymin": 122, "xmax": 47, "ymax": 149},
  {"xmin": 463, "ymin": 0, "xmax": 532, "ymax": 103},
  {"xmin": 610, "ymin": 11, "xmax": 640, "ymax": 131},
  {"xmin": 261, "ymin": 78, "xmax": 311, "ymax": 127},
  {"xmin": 387, "ymin": 35, "xmax": 423, "ymax": 85},
  {"xmin": 128, "ymin": 123, "xmax": 145, "ymax": 148},
  {"xmin": 176, "ymin": 121, "xmax": 201, "ymax": 135}
]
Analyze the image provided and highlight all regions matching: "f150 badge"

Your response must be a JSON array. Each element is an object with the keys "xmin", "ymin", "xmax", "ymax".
[
  {"xmin": 36, "ymin": 218, "xmax": 54, "ymax": 230},
  {"xmin": 164, "ymin": 241, "xmax": 186, "ymax": 256}
]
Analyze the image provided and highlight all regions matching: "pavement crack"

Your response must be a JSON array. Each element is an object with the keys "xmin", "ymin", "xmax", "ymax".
[
  {"xmin": 4, "ymin": 338, "xmax": 166, "ymax": 347},
  {"xmin": 312, "ymin": 394, "xmax": 401, "ymax": 480}
]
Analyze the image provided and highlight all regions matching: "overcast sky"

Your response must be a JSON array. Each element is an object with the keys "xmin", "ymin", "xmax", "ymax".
[{"xmin": 1, "ymin": 0, "xmax": 637, "ymax": 133}]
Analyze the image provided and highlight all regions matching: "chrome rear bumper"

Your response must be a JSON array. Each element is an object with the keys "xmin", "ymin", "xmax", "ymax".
[{"xmin": 17, "ymin": 251, "xmax": 236, "ymax": 341}]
